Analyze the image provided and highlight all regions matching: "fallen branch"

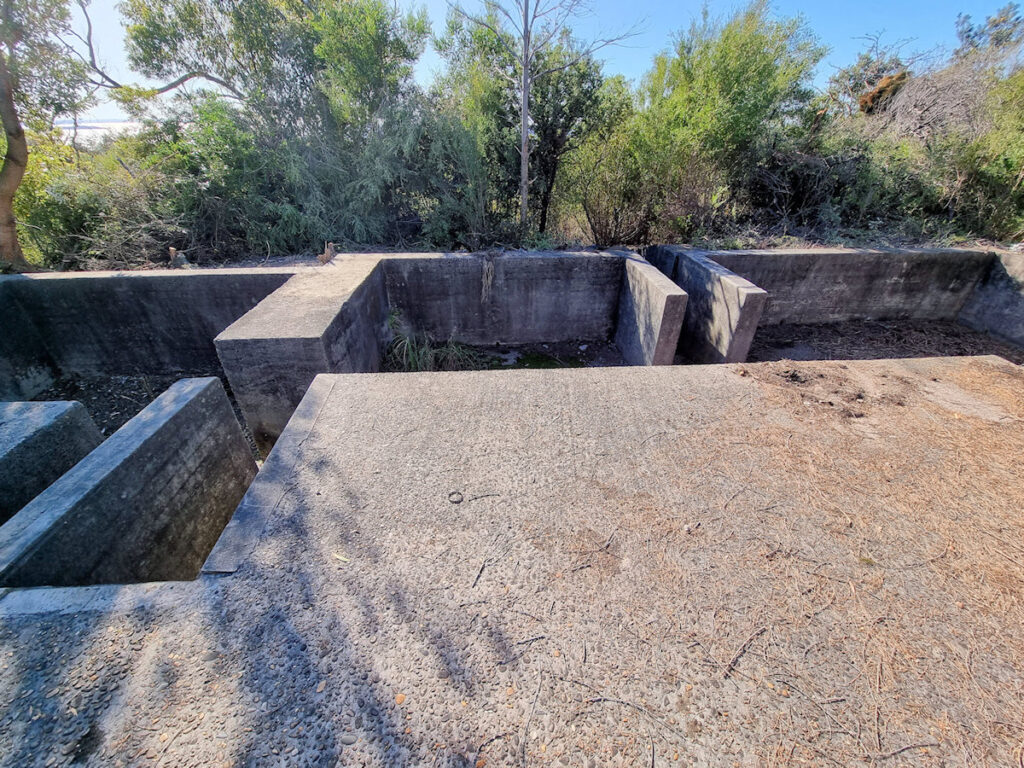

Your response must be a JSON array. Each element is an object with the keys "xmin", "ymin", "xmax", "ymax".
[{"xmin": 723, "ymin": 626, "xmax": 767, "ymax": 678}]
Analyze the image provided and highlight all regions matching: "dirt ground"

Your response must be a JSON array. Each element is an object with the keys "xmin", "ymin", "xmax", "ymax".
[
  {"xmin": 30, "ymin": 371, "xmax": 259, "ymax": 456},
  {"xmin": 747, "ymin": 319, "xmax": 1024, "ymax": 366}
]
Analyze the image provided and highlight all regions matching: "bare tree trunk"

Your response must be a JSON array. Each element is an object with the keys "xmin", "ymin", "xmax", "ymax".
[
  {"xmin": 0, "ymin": 54, "xmax": 29, "ymax": 271},
  {"xmin": 519, "ymin": 0, "xmax": 530, "ymax": 232}
]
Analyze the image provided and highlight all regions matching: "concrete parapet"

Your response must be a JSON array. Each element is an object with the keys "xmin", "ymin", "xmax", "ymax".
[
  {"xmin": 614, "ymin": 254, "xmax": 688, "ymax": 365},
  {"xmin": 0, "ymin": 282, "xmax": 58, "ymax": 399},
  {"xmin": 0, "ymin": 378, "xmax": 256, "ymax": 588},
  {"xmin": 645, "ymin": 246, "xmax": 767, "ymax": 363},
  {"xmin": 959, "ymin": 250, "xmax": 1024, "ymax": 349},
  {"xmin": 381, "ymin": 251, "xmax": 622, "ymax": 345},
  {"xmin": 215, "ymin": 258, "xmax": 389, "ymax": 452},
  {"xmin": 702, "ymin": 247, "xmax": 992, "ymax": 325},
  {"xmin": 0, "ymin": 401, "xmax": 102, "ymax": 523},
  {"xmin": 0, "ymin": 268, "xmax": 294, "ymax": 376}
]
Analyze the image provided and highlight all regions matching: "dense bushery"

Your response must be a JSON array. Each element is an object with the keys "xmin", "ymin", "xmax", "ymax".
[{"xmin": 1, "ymin": 0, "xmax": 1023, "ymax": 270}]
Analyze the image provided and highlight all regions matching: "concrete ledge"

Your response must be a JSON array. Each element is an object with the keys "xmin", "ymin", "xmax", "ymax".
[
  {"xmin": 646, "ymin": 246, "xmax": 767, "ymax": 363},
  {"xmin": 0, "ymin": 378, "xmax": 257, "ymax": 588},
  {"xmin": 0, "ymin": 401, "xmax": 102, "ymax": 523},
  {"xmin": 701, "ymin": 248, "xmax": 993, "ymax": 325},
  {"xmin": 959, "ymin": 250, "xmax": 1024, "ymax": 349},
  {"xmin": 215, "ymin": 258, "xmax": 388, "ymax": 452},
  {"xmin": 614, "ymin": 255, "xmax": 688, "ymax": 365},
  {"xmin": 202, "ymin": 375, "xmax": 337, "ymax": 575}
]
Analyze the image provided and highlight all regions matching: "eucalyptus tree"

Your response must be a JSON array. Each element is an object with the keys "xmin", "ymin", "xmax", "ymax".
[
  {"xmin": 452, "ymin": 0, "xmax": 634, "ymax": 231},
  {"xmin": 0, "ymin": 0, "xmax": 89, "ymax": 269}
]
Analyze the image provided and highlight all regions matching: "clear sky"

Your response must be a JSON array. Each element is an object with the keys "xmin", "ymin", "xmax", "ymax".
[{"xmin": 76, "ymin": 0, "xmax": 1006, "ymax": 121}]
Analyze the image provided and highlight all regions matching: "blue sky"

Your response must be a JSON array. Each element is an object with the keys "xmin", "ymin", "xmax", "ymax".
[{"xmin": 77, "ymin": 0, "xmax": 1005, "ymax": 121}]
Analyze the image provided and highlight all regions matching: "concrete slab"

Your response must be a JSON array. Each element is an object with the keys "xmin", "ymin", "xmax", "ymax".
[
  {"xmin": 613, "ymin": 254, "xmax": 687, "ymax": 365},
  {"xmin": 2, "ymin": 357, "xmax": 1022, "ymax": 766},
  {"xmin": 382, "ymin": 252, "xmax": 623, "ymax": 345},
  {"xmin": 0, "ymin": 378, "xmax": 256, "ymax": 588},
  {"xmin": 0, "ymin": 282, "xmax": 58, "ymax": 399},
  {"xmin": 0, "ymin": 401, "xmax": 102, "ymax": 523},
  {"xmin": 646, "ymin": 245, "xmax": 767, "ymax": 363}
]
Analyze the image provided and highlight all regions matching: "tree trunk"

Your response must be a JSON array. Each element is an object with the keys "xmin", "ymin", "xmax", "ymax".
[
  {"xmin": 0, "ymin": 54, "xmax": 29, "ymax": 271},
  {"xmin": 539, "ymin": 173, "xmax": 553, "ymax": 233},
  {"xmin": 519, "ymin": 0, "xmax": 530, "ymax": 232}
]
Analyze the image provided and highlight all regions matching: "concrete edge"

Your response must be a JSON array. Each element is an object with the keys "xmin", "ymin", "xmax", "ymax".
[
  {"xmin": 0, "ymin": 378, "xmax": 222, "ymax": 578},
  {"xmin": 0, "ymin": 578, "xmax": 202, "ymax": 617},
  {"xmin": 201, "ymin": 375, "xmax": 339, "ymax": 576},
  {"xmin": 614, "ymin": 253, "xmax": 689, "ymax": 366}
]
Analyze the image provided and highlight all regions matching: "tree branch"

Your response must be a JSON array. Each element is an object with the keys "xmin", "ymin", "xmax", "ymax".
[
  {"xmin": 73, "ymin": 0, "xmax": 245, "ymax": 102},
  {"xmin": 452, "ymin": 6, "xmax": 522, "ymax": 63}
]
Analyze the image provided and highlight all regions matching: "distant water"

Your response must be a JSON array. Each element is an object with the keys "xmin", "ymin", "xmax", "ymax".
[{"xmin": 54, "ymin": 119, "xmax": 142, "ymax": 141}]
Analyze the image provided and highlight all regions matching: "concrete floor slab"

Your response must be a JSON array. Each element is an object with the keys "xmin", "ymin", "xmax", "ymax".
[{"xmin": 1, "ymin": 358, "xmax": 1023, "ymax": 766}]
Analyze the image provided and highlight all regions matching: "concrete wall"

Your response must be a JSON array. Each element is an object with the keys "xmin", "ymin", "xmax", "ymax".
[
  {"xmin": 0, "ymin": 401, "xmax": 102, "ymax": 523},
  {"xmin": 382, "ymin": 252, "xmax": 623, "ymax": 345},
  {"xmin": 700, "ymin": 248, "xmax": 992, "ymax": 325},
  {"xmin": 0, "ymin": 283, "xmax": 59, "ymax": 400},
  {"xmin": 614, "ymin": 255, "xmax": 688, "ymax": 365},
  {"xmin": 645, "ymin": 246, "xmax": 768, "ymax": 363},
  {"xmin": 959, "ymin": 250, "xmax": 1024, "ymax": 348},
  {"xmin": 0, "ymin": 378, "xmax": 256, "ymax": 588},
  {"xmin": 0, "ymin": 269, "xmax": 294, "ymax": 377},
  {"xmin": 215, "ymin": 258, "xmax": 389, "ymax": 452}
]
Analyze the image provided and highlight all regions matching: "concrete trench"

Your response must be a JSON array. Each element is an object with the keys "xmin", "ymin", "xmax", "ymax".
[{"xmin": 0, "ymin": 246, "xmax": 1020, "ymax": 593}]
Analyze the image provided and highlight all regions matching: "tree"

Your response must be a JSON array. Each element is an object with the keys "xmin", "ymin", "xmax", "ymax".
[
  {"xmin": 530, "ymin": 38, "xmax": 602, "ymax": 232},
  {"xmin": 0, "ymin": 0, "xmax": 88, "ymax": 269},
  {"xmin": 453, "ymin": 0, "xmax": 633, "ymax": 231},
  {"xmin": 955, "ymin": 2, "xmax": 1024, "ymax": 59}
]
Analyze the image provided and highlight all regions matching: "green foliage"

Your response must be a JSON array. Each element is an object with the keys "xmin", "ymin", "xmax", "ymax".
[
  {"xmin": 14, "ymin": 132, "xmax": 180, "ymax": 267},
  {"xmin": 312, "ymin": 0, "xmax": 428, "ymax": 124},
  {"xmin": 955, "ymin": 2, "xmax": 1024, "ymax": 58},
  {"xmin": 11, "ymin": 0, "xmax": 1024, "ymax": 268},
  {"xmin": 641, "ymin": 1, "xmax": 825, "ymax": 182},
  {"xmin": 0, "ymin": 0, "xmax": 91, "ymax": 128}
]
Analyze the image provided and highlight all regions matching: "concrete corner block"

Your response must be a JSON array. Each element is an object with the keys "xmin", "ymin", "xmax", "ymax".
[
  {"xmin": 0, "ymin": 377, "xmax": 257, "ymax": 588},
  {"xmin": 661, "ymin": 247, "xmax": 768, "ymax": 364},
  {"xmin": 614, "ymin": 255, "xmax": 688, "ymax": 366},
  {"xmin": 215, "ymin": 260, "xmax": 389, "ymax": 453},
  {"xmin": 0, "ymin": 401, "xmax": 103, "ymax": 523}
]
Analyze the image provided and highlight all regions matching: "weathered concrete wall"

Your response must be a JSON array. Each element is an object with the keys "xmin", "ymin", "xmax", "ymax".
[
  {"xmin": 1, "ymin": 269, "xmax": 294, "ymax": 376},
  {"xmin": 215, "ymin": 258, "xmax": 389, "ymax": 452},
  {"xmin": 382, "ymin": 252, "xmax": 623, "ymax": 345},
  {"xmin": 645, "ymin": 246, "xmax": 767, "ymax": 363},
  {"xmin": 0, "ymin": 282, "xmax": 59, "ymax": 399},
  {"xmin": 0, "ymin": 401, "xmax": 102, "ymax": 524},
  {"xmin": 0, "ymin": 378, "xmax": 256, "ymax": 588},
  {"xmin": 700, "ymin": 248, "xmax": 992, "ymax": 325},
  {"xmin": 959, "ymin": 250, "xmax": 1024, "ymax": 348},
  {"xmin": 614, "ymin": 255, "xmax": 688, "ymax": 365}
]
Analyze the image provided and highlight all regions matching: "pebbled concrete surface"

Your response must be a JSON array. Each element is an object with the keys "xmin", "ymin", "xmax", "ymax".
[{"xmin": 1, "ymin": 358, "xmax": 1023, "ymax": 766}]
